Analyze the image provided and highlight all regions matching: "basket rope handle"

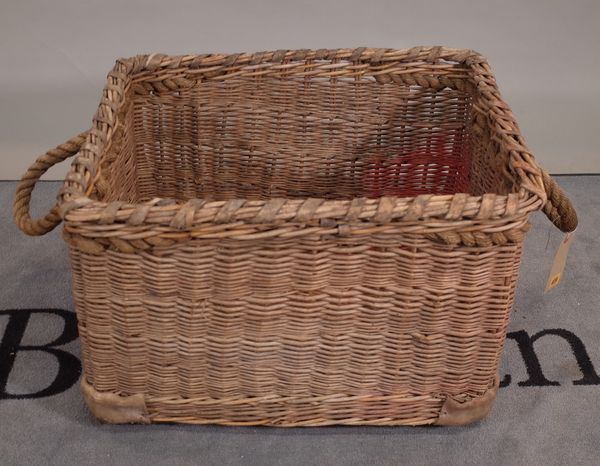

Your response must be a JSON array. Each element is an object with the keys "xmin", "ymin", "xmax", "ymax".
[
  {"xmin": 13, "ymin": 131, "xmax": 88, "ymax": 236},
  {"xmin": 13, "ymin": 131, "xmax": 577, "ymax": 236},
  {"xmin": 541, "ymin": 170, "xmax": 578, "ymax": 233}
]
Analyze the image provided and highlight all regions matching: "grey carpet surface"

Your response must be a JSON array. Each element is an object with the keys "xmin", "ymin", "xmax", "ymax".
[{"xmin": 1, "ymin": 178, "xmax": 599, "ymax": 466}]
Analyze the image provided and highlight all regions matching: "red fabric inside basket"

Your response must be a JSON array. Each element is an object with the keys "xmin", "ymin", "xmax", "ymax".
[{"xmin": 362, "ymin": 130, "xmax": 471, "ymax": 198}]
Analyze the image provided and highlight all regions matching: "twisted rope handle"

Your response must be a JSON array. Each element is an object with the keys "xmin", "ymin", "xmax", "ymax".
[
  {"xmin": 13, "ymin": 132, "xmax": 88, "ymax": 236},
  {"xmin": 541, "ymin": 170, "xmax": 578, "ymax": 232},
  {"xmin": 13, "ymin": 130, "xmax": 577, "ymax": 237}
]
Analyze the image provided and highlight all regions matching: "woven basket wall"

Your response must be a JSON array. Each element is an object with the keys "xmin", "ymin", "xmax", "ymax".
[{"xmin": 14, "ymin": 47, "xmax": 578, "ymax": 426}]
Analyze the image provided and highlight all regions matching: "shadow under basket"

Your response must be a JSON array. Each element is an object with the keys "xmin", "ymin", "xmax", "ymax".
[{"xmin": 14, "ymin": 47, "xmax": 577, "ymax": 426}]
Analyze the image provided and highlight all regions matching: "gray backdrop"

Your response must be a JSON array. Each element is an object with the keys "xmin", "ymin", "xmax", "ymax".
[{"xmin": 1, "ymin": 0, "xmax": 599, "ymax": 179}]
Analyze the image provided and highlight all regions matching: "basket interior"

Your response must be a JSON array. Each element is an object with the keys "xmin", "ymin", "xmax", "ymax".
[{"xmin": 98, "ymin": 65, "xmax": 517, "ymax": 203}]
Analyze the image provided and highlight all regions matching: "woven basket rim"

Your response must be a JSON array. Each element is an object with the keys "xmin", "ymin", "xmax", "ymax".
[{"xmin": 58, "ymin": 46, "xmax": 548, "ymax": 231}]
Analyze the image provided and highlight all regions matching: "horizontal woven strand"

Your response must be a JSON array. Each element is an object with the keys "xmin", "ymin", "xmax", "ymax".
[
  {"xmin": 63, "ymin": 193, "xmax": 538, "ymax": 227},
  {"xmin": 146, "ymin": 393, "xmax": 445, "ymax": 426}
]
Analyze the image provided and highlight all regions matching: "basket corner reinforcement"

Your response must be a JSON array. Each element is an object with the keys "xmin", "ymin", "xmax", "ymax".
[
  {"xmin": 81, "ymin": 378, "xmax": 150, "ymax": 424},
  {"xmin": 435, "ymin": 377, "xmax": 499, "ymax": 426}
]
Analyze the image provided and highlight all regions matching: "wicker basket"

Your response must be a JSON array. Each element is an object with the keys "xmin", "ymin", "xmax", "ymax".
[{"xmin": 14, "ymin": 47, "xmax": 577, "ymax": 426}]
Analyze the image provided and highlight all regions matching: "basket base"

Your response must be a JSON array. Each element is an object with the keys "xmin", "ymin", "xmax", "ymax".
[{"xmin": 81, "ymin": 376, "xmax": 498, "ymax": 426}]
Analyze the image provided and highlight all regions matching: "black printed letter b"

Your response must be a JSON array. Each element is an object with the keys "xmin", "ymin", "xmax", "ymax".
[{"xmin": 0, "ymin": 309, "xmax": 81, "ymax": 399}]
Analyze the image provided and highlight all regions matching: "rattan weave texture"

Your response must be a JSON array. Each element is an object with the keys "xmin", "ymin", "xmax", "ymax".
[{"xmin": 14, "ymin": 47, "xmax": 577, "ymax": 426}]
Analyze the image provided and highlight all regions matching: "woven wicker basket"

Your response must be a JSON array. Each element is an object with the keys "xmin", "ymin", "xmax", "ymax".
[{"xmin": 14, "ymin": 47, "xmax": 577, "ymax": 426}]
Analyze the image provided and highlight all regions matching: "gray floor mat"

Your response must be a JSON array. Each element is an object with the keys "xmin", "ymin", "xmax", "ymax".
[{"xmin": 1, "ymin": 178, "xmax": 598, "ymax": 466}]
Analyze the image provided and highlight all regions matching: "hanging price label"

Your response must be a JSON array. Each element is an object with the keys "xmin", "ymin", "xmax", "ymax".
[{"xmin": 545, "ymin": 229, "xmax": 576, "ymax": 292}]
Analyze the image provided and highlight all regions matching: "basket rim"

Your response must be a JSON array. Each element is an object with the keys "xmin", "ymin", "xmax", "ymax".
[{"xmin": 58, "ymin": 46, "xmax": 548, "ymax": 235}]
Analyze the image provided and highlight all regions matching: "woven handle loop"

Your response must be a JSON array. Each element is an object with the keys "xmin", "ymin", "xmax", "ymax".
[
  {"xmin": 13, "ymin": 132, "xmax": 88, "ymax": 236},
  {"xmin": 541, "ymin": 170, "xmax": 578, "ymax": 233}
]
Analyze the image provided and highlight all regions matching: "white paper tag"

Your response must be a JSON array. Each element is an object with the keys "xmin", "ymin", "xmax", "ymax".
[{"xmin": 545, "ymin": 228, "xmax": 576, "ymax": 292}]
